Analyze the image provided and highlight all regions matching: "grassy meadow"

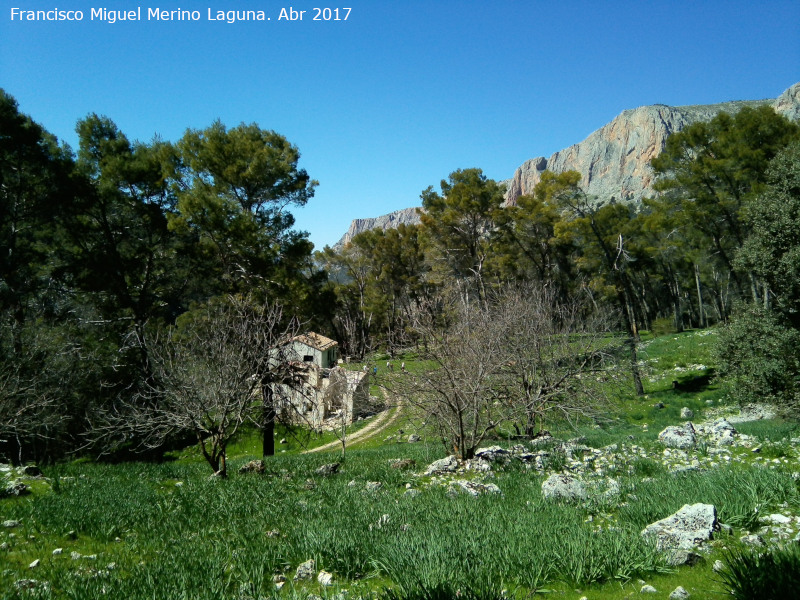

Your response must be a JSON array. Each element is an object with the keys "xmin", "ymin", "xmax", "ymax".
[{"xmin": 3, "ymin": 329, "xmax": 800, "ymax": 599}]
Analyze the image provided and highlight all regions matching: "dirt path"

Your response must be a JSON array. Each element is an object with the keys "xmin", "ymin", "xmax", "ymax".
[{"xmin": 304, "ymin": 394, "xmax": 403, "ymax": 454}]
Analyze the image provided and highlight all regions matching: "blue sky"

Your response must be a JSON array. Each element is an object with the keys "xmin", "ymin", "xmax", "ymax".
[{"xmin": 2, "ymin": 1, "xmax": 799, "ymax": 248}]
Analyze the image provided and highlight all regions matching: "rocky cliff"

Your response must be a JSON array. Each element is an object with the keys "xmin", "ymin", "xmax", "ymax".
[
  {"xmin": 334, "ymin": 82, "xmax": 800, "ymax": 247},
  {"xmin": 502, "ymin": 87, "xmax": 799, "ymax": 206},
  {"xmin": 333, "ymin": 206, "xmax": 422, "ymax": 250}
]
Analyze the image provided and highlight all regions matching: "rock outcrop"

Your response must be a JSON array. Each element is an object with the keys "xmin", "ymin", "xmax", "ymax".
[
  {"xmin": 332, "ymin": 206, "xmax": 422, "ymax": 250},
  {"xmin": 541, "ymin": 473, "xmax": 587, "ymax": 501},
  {"xmin": 501, "ymin": 98, "xmax": 778, "ymax": 207},
  {"xmin": 642, "ymin": 503, "xmax": 719, "ymax": 550},
  {"xmin": 335, "ymin": 82, "xmax": 800, "ymax": 244}
]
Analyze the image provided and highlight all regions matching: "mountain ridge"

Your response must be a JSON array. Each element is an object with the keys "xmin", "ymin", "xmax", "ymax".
[{"xmin": 332, "ymin": 83, "xmax": 800, "ymax": 250}]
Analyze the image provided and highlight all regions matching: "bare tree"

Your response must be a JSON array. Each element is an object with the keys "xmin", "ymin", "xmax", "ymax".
[
  {"xmin": 390, "ymin": 285, "xmax": 515, "ymax": 460},
  {"xmin": 495, "ymin": 283, "xmax": 622, "ymax": 437},
  {"xmin": 94, "ymin": 296, "xmax": 301, "ymax": 477},
  {"xmin": 0, "ymin": 362, "xmax": 60, "ymax": 463},
  {"xmin": 0, "ymin": 325, "xmax": 81, "ymax": 464},
  {"xmin": 391, "ymin": 283, "xmax": 622, "ymax": 459}
]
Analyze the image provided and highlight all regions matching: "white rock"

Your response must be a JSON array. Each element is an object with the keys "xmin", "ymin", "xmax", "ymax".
[
  {"xmin": 766, "ymin": 513, "xmax": 792, "ymax": 525},
  {"xmin": 542, "ymin": 474, "xmax": 586, "ymax": 501},
  {"xmin": 641, "ymin": 503, "xmax": 718, "ymax": 550},
  {"xmin": 669, "ymin": 586, "xmax": 690, "ymax": 600},
  {"xmin": 317, "ymin": 571, "xmax": 334, "ymax": 586},
  {"xmin": 28, "ymin": 559, "xmax": 39, "ymax": 568},
  {"xmin": 740, "ymin": 534, "xmax": 764, "ymax": 547},
  {"xmin": 449, "ymin": 480, "xmax": 501, "ymax": 496},
  {"xmin": 423, "ymin": 455, "xmax": 459, "ymax": 476},
  {"xmin": 641, "ymin": 584, "xmax": 658, "ymax": 593},
  {"xmin": 475, "ymin": 446, "xmax": 510, "ymax": 462},
  {"xmin": 294, "ymin": 558, "xmax": 316, "ymax": 581},
  {"xmin": 658, "ymin": 423, "xmax": 697, "ymax": 449}
]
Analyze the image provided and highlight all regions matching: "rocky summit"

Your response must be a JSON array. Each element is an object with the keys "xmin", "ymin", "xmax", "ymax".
[{"xmin": 334, "ymin": 82, "xmax": 800, "ymax": 246}]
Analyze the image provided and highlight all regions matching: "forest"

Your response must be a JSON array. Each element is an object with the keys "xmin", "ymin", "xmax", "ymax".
[{"xmin": 2, "ymin": 88, "xmax": 800, "ymax": 467}]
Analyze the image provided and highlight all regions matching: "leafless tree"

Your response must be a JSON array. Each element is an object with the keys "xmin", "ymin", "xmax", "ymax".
[
  {"xmin": 93, "ymin": 296, "xmax": 302, "ymax": 477},
  {"xmin": 389, "ymin": 285, "xmax": 515, "ymax": 460},
  {"xmin": 390, "ymin": 283, "xmax": 622, "ymax": 459},
  {"xmin": 495, "ymin": 283, "xmax": 622, "ymax": 437},
  {"xmin": 0, "ymin": 362, "xmax": 60, "ymax": 463},
  {"xmin": 0, "ymin": 325, "xmax": 79, "ymax": 464}
]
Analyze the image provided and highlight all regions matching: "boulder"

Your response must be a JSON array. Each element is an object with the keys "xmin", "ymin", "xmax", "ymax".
[
  {"xmin": 423, "ymin": 455, "xmax": 459, "ymax": 476},
  {"xmin": 680, "ymin": 407, "xmax": 694, "ymax": 420},
  {"xmin": 448, "ymin": 480, "xmax": 501, "ymax": 497},
  {"xmin": 704, "ymin": 418, "xmax": 737, "ymax": 446},
  {"xmin": 238, "ymin": 460, "xmax": 265, "ymax": 474},
  {"xmin": 667, "ymin": 550, "xmax": 704, "ymax": 566},
  {"xmin": 407, "ymin": 434, "xmax": 421, "ymax": 443},
  {"xmin": 294, "ymin": 559, "xmax": 316, "ymax": 581},
  {"xmin": 641, "ymin": 503, "xmax": 718, "ymax": 550},
  {"xmin": 541, "ymin": 474, "xmax": 586, "ymax": 502},
  {"xmin": 389, "ymin": 459, "xmax": 416, "ymax": 470},
  {"xmin": 315, "ymin": 463, "xmax": 340, "ymax": 476},
  {"xmin": 641, "ymin": 585, "xmax": 658, "ymax": 593},
  {"xmin": 365, "ymin": 481, "xmax": 382, "ymax": 491},
  {"xmin": 740, "ymin": 534, "xmax": 764, "ymax": 547},
  {"xmin": 669, "ymin": 586, "xmax": 690, "ymax": 600},
  {"xmin": 658, "ymin": 423, "xmax": 697, "ymax": 449},
  {"xmin": 317, "ymin": 571, "xmax": 334, "ymax": 586},
  {"xmin": 474, "ymin": 446, "xmax": 510, "ymax": 462},
  {"xmin": 2, "ymin": 481, "xmax": 30, "ymax": 497},
  {"xmin": 529, "ymin": 431, "xmax": 555, "ymax": 447}
]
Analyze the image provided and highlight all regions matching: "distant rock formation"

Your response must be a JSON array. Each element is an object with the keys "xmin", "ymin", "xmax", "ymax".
[
  {"xmin": 335, "ymin": 83, "xmax": 800, "ymax": 246},
  {"xmin": 502, "ymin": 88, "xmax": 799, "ymax": 206},
  {"xmin": 332, "ymin": 206, "xmax": 422, "ymax": 250}
]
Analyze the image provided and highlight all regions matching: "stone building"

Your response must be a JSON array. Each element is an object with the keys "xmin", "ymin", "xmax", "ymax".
[{"xmin": 279, "ymin": 332, "xmax": 376, "ymax": 429}]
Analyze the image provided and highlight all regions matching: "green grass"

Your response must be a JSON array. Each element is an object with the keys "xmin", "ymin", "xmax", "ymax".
[
  {"xmin": 3, "ymin": 328, "xmax": 800, "ymax": 599},
  {"xmin": 717, "ymin": 544, "xmax": 800, "ymax": 600}
]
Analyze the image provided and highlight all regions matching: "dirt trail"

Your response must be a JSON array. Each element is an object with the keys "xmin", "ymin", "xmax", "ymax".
[{"xmin": 304, "ymin": 394, "xmax": 403, "ymax": 454}]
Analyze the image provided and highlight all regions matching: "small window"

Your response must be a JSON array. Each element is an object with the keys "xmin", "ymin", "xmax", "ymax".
[{"xmin": 303, "ymin": 355, "xmax": 313, "ymax": 363}]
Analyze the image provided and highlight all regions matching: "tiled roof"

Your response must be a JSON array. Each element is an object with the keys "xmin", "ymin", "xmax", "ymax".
[{"xmin": 293, "ymin": 332, "xmax": 338, "ymax": 351}]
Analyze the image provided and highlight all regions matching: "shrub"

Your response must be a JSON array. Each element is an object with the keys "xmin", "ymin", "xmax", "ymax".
[
  {"xmin": 650, "ymin": 317, "xmax": 677, "ymax": 337},
  {"xmin": 717, "ymin": 544, "xmax": 800, "ymax": 600},
  {"xmin": 715, "ymin": 304, "xmax": 800, "ymax": 412}
]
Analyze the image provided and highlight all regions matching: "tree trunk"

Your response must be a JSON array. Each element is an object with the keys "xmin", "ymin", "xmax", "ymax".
[
  {"xmin": 262, "ymin": 384, "xmax": 275, "ymax": 457},
  {"xmin": 694, "ymin": 264, "xmax": 706, "ymax": 328}
]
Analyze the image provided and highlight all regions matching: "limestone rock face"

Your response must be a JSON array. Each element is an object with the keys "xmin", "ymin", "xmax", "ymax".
[
  {"xmin": 774, "ymin": 82, "xmax": 800, "ymax": 122},
  {"xmin": 502, "ymin": 98, "xmax": 782, "ymax": 207},
  {"xmin": 333, "ymin": 207, "xmax": 422, "ymax": 250},
  {"xmin": 335, "ymin": 82, "xmax": 799, "ymax": 246}
]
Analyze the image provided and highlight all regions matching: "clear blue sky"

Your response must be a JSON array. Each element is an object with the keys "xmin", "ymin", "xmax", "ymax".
[{"xmin": 2, "ymin": 0, "xmax": 798, "ymax": 248}]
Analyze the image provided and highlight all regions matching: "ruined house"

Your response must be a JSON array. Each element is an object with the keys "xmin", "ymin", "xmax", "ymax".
[{"xmin": 280, "ymin": 332, "xmax": 375, "ymax": 429}]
